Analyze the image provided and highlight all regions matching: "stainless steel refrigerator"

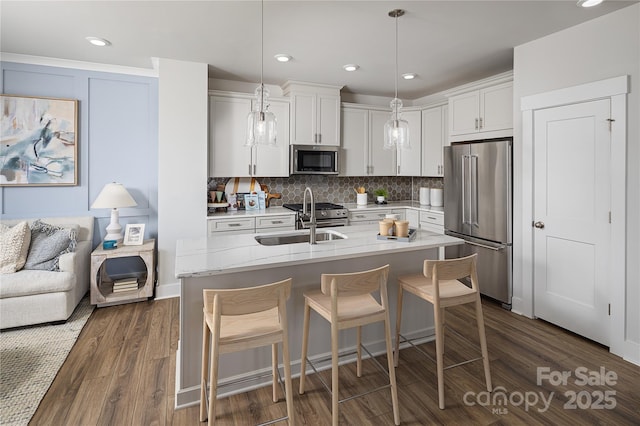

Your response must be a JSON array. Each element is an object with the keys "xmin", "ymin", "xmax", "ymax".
[{"xmin": 444, "ymin": 138, "xmax": 512, "ymax": 308}]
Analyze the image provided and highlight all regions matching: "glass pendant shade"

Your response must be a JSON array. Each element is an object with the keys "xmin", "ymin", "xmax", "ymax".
[
  {"xmin": 384, "ymin": 98, "xmax": 410, "ymax": 150},
  {"xmin": 246, "ymin": 85, "xmax": 277, "ymax": 147}
]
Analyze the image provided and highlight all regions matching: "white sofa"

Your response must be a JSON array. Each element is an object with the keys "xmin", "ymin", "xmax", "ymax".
[{"xmin": 0, "ymin": 216, "xmax": 94, "ymax": 329}]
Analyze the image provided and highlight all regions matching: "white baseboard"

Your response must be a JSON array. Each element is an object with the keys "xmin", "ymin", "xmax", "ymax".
[{"xmin": 155, "ymin": 282, "xmax": 180, "ymax": 300}]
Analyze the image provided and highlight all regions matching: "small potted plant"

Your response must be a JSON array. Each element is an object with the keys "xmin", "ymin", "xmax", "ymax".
[{"xmin": 374, "ymin": 188, "xmax": 389, "ymax": 204}]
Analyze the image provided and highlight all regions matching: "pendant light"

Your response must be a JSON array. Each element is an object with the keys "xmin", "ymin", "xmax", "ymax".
[
  {"xmin": 246, "ymin": 0, "xmax": 277, "ymax": 147},
  {"xmin": 383, "ymin": 9, "xmax": 410, "ymax": 150}
]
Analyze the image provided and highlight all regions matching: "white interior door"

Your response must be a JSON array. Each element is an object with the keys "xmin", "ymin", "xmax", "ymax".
[{"xmin": 533, "ymin": 99, "xmax": 611, "ymax": 345}]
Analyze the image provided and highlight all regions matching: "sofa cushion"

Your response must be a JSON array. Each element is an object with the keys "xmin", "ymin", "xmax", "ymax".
[
  {"xmin": 0, "ymin": 270, "xmax": 75, "ymax": 298},
  {"xmin": 0, "ymin": 221, "xmax": 31, "ymax": 274},
  {"xmin": 24, "ymin": 220, "xmax": 77, "ymax": 271}
]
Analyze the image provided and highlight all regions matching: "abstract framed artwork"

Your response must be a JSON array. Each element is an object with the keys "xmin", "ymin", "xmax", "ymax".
[{"xmin": 0, "ymin": 94, "xmax": 78, "ymax": 186}]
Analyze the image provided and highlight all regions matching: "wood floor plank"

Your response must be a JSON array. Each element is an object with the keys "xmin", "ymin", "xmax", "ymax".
[{"xmin": 29, "ymin": 296, "xmax": 640, "ymax": 425}]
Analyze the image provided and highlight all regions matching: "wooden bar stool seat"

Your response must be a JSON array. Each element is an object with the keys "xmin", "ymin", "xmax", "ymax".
[
  {"xmin": 299, "ymin": 264, "xmax": 400, "ymax": 426},
  {"xmin": 394, "ymin": 253, "xmax": 492, "ymax": 410},
  {"xmin": 200, "ymin": 278, "xmax": 294, "ymax": 425}
]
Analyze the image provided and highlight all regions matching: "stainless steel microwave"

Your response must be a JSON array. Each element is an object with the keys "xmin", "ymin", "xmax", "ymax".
[{"xmin": 290, "ymin": 145, "xmax": 339, "ymax": 175}]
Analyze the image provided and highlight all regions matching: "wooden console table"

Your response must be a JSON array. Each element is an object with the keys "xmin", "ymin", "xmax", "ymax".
[{"xmin": 90, "ymin": 239, "xmax": 155, "ymax": 307}]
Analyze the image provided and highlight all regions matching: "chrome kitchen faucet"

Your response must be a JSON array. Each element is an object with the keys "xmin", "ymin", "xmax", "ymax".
[{"xmin": 302, "ymin": 187, "xmax": 317, "ymax": 244}]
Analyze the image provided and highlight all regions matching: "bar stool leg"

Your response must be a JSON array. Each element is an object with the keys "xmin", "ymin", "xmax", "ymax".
[
  {"xmin": 299, "ymin": 300, "xmax": 311, "ymax": 394},
  {"xmin": 282, "ymin": 333, "xmax": 295, "ymax": 424},
  {"xmin": 475, "ymin": 295, "xmax": 492, "ymax": 392},
  {"xmin": 384, "ymin": 310, "xmax": 401, "ymax": 425},
  {"xmin": 331, "ymin": 321, "xmax": 340, "ymax": 426},
  {"xmin": 434, "ymin": 304, "xmax": 445, "ymax": 409},
  {"xmin": 208, "ymin": 329, "xmax": 221, "ymax": 426},
  {"xmin": 356, "ymin": 326, "xmax": 362, "ymax": 377},
  {"xmin": 272, "ymin": 344, "xmax": 278, "ymax": 402},
  {"xmin": 200, "ymin": 316, "xmax": 210, "ymax": 422},
  {"xmin": 394, "ymin": 284, "xmax": 404, "ymax": 367}
]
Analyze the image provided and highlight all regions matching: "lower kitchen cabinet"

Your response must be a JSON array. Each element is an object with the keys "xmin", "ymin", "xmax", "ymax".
[
  {"xmin": 405, "ymin": 209, "xmax": 420, "ymax": 228},
  {"xmin": 255, "ymin": 215, "xmax": 296, "ymax": 233},
  {"xmin": 208, "ymin": 213, "xmax": 296, "ymax": 237},
  {"xmin": 419, "ymin": 210, "xmax": 444, "ymax": 234},
  {"xmin": 349, "ymin": 208, "xmax": 405, "ymax": 225}
]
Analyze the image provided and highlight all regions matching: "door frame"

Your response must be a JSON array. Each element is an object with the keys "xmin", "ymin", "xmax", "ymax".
[{"xmin": 518, "ymin": 75, "xmax": 628, "ymax": 358}]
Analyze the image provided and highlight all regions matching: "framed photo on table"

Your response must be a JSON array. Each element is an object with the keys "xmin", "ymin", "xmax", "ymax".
[{"xmin": 123, "ymin": 224, "xmax": 145, "ymax": 246}]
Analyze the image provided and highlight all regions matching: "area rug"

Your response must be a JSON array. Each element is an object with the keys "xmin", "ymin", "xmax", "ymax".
[{"xmin": 0, "ymin": 297, "xmax": 94, "ymax": 426}]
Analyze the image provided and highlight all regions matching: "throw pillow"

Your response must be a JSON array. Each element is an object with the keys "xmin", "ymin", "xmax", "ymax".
[
  {"xmin": 23, "ymin": 220, "xmax": 77, "ymax": 271},
  {"xmin": 0, "ymin": 221, "xmax": 32, "ymax": 274}
]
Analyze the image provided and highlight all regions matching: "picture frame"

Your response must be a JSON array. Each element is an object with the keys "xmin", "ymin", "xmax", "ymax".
[
  {"xmin": 0, "ymin": 94, "xmax": 79, "ymax": 186},
  {"xmin": 123, "ymin": 223, "xmax": 145, "ymax": 246}
]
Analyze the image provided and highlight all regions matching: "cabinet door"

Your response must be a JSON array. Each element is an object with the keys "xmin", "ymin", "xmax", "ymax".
[
  {"xmin": 318, "ymin": 95, "xmax": 341, "ymax": 146},
  {"xmin": 254, "ymin": 99, "xmax": 290, "ymax": 177},
  {"xmin": 368, "ymin": 110, "xmax": 396, "ymax": 176},
  {"xmin": 340, "ymin": 107, "xmax": 368, "ymax": 176},
  {"xmin": 290, "ymin": 92, "xmax": 316, "ymax": 145},
  {"xmin": 449, "ymin": 91, "xmax": 480, "ymax": 136},
  {"xmin": 397, "ymin": 110, "xmax": 421, "ymax": 176},
  {"xmin": 421, "ymin": 106, "xmax": 444, "ymax": 177},
  {"xmin": 209, "ymin": 96, "xmax": 252, "ymax": 177},
  {"xmin": 480, "ymin": 82, "xmax": 513, "ymax": 132},
  {"xmin": 405, "ymin": 209, "xmax": 419, "ymax": 228}
]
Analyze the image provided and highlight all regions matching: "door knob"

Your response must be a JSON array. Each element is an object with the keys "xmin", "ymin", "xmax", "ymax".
[{"xmin": 533, "ymin": 221, "xmax": 545, "ymax": 229}]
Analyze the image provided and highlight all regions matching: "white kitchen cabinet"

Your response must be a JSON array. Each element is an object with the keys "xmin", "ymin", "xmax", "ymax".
[
  {"xmin": 255, "ymin": 215, "xmax": 296, "ymax": 233},
  {"xmin": 340, "ymin": 106, "xmax": 368, "ymax": 176},
  {"xmin": 448, "ymin": 81, "xmax": 512, "ymax": 141},
  {"xmin": 419, "ymin": 210, "xmax": 444, "ymax": 234},
  {"xmin": 405, "ymin": 209, "xmax": 419, "ymax": 228},
  {"xmin": 368, "ymin": 110, "xmax": 397, "ymax": 176},
  {"xmin": 421, "ymin": 105, "xmax": 449, "ymax": 177},
  {"xmin": 349, "ymin": 208, "xmax": 405, "ymax": 225},
  {"xmin": 207, "ymin": 216, "xmax": 256, "ymax": 237},
  {"xmin": 209, "ymin": 93, "xmax": 289, "ymax": 177},
  {"xmin": 397, "ymin": 109, "xmax": 421, "ymax": 176},
  {"xmin": 283, "ymin": 81, "xmax": 342, "ymax": 146}
]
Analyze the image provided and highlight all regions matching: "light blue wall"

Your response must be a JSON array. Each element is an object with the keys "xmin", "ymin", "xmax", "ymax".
[{"xmin": 1, "ymin": 62, "xmax": 158, "ymax": 251}]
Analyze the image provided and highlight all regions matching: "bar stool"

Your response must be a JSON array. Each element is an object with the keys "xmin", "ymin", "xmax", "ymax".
[
  {"xmin": 394, "ymin": 253, "xmax": 492, "ymax": 409},
  {"xmin": 299, "ymin": 264, "xmax": 400, "ymax": 426},
  {"xmin": 200, "ymin": 278, "xmax": 294, "ymax": 425}
]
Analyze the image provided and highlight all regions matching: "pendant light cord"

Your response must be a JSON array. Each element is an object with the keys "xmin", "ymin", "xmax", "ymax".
[
  {"xmin": 393, "ymin": 11, "xmax": 399, "ymax": 121},
  {"xmin": 260, "ymin": 0, "xmax": 265, "ymax": 112}
]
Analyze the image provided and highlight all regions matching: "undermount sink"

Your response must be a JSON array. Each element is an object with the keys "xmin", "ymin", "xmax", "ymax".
[{"xmin": 255, "ymin": 229, "xmax": 347, "ymax": 246}]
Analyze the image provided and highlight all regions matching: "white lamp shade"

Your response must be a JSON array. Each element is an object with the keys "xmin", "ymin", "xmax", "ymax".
[{"xmin": 91, "ymin": 183, "xmax": 137, "ymax": 209}]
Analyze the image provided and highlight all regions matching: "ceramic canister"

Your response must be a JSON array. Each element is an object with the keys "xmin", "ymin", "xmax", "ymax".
[
  {"xmin": 419, "ymin": 187, "xmax": 430, "ymax": 205},
  {"xmin": 430, "ymin": 188, "xmax": 443, "ymax": 207}
]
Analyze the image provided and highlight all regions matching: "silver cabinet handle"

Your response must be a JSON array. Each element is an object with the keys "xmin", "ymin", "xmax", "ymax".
[
  {"xmin": 271, "ymin": 220, "xmax": 283, "ymax": 224},
  {"xmin": 253, "ymin": 164, "xmax": 256, "ymax": 175},
  {"xmin": 318, "ymin": 133, "xmax": 321, "ymax": 144},
  {"xmin": 397, "ymin": 165, "xmax": 400, "ymax": 174},
  {"xmin": 228, "ymin": 223, "xmax": 242, "ymax": 227},
  {"xmin": 533, "ymin": 221, "xmax": 545, "ymax": 229},
  {"xmin": 475, "ymin": 118, "xmax": 479, "ymax": 130},
  {"xmin": 248, "ymin": 164, "xmax": 251, "ymax": 174},
  {"xmin": 479, "ymin": 117, "xmax": 483, "ymax": 129}
]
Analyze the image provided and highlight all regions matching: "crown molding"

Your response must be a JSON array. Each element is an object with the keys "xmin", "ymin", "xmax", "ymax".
[{"xmin": 0, "ymin": 53, "xmax": 158, "ymax": 78}]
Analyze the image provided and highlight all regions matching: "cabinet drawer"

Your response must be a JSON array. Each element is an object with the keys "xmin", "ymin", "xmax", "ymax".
[
  {"xmin": 256, "ymin": 215, "xmax": 296, "ymax": 229},
  {"xmin": 208, "ymin": 217, "xmax": 256, "ymax": 234},
  {"xmin": 349, "ymin": 210, "xmax": 390, "ymax": 222},
  {"xmin": 420, "ymin": 211, "xmax": 444, "ymax": 226}
]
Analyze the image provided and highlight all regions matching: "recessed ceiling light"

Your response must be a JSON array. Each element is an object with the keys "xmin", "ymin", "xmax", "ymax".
[
  {"xmin": 274, "ymin": 54, "xmax": 292, "ymax": 62},
  {"xmin": 85, "ymin": 37, "xmax": 111, "ymax": 47},
  {"xmin": 402, "ymin": 73, "xmax": 417, "ymax": 80},
  {"xmin": 577, "ymin": 0, "xmax": 603, "ymax": 7},
  {"xmin": 343, "ymin": 64, "xmax": 360, "ymax": 72}
]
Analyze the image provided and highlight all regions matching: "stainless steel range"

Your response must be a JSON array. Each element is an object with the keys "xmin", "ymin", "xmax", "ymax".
[{"xmin": 283, "ymin": 202, "xmax": 349, "ymax": 229}]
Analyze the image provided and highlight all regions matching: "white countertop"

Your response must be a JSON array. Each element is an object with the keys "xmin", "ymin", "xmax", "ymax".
[
  {"xmin": 175, "ymin": 224, "xmax": 461, "ymax": 278},
  {"xmin": 206, "ymin": 201, "xmax": 444, "ymax": 218}
]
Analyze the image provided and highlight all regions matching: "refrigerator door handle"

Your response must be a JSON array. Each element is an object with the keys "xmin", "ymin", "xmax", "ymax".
[
  {"xmin": 471, "ymin": 154, "xmax": 479, "ymax": 227},
  {"xmin": 462, "ymin": 155, "xmax": 470, "ymax": 225},
  {"xmin": 465, "ymin": 239, "xmax": 506, "ymax": 251}
]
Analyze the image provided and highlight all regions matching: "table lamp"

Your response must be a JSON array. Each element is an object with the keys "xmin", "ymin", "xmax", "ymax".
[{"xmin": 91, "ymin": 182, "xmax": 137, "ymax": 242}]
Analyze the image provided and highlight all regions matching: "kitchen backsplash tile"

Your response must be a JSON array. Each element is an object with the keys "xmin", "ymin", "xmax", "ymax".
[{"xmin": 208, "ymin": 176, "xmax": 443, "ymax": 205}]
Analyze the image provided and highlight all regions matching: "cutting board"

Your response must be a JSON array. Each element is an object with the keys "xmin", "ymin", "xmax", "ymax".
[{"xmin": 224, "ymin": 177, "xmax": 261, "ymax": 195}]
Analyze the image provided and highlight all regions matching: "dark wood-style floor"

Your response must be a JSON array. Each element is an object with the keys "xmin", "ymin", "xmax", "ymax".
[{"xmin": 31, "ymin": 296, "xmax": 640, "ymax": 425}]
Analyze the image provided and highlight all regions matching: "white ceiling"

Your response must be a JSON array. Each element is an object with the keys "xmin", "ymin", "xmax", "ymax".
[{"xmin": 1, "ymin": 1, "xmax": 636, "ymax": 99}]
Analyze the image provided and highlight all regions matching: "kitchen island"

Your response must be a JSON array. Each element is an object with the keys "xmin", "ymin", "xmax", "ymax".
[{"xmin": 175, "ymin": 224, "xmax": 463, "ymax": 408}]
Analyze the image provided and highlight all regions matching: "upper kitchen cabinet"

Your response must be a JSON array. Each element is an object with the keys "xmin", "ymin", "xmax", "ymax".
[
  {"xmin": 447, "ymin": 72, "xmax": 513, "ymax": 142},
  {"xmin": 397, "ymin": 109, "xmax": 421, "ymax": 176},
  {"xmin": 209, "ymin": 92, "xmax": 289, "ymax": 177},
  {"xmin": 421, "ymin": 104, "xmax": 448, "ymax": 177},
  {"xmin": 283, "ymin": 81, "xmax": 342, "ymax": 146},
  {"xmin": 341, "ymin": 104, "xmax": 419, "ymax": 177}
]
